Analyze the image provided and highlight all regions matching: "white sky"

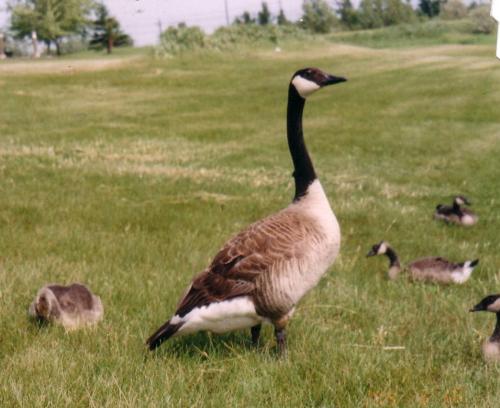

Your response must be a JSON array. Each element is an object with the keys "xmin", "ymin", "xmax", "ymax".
[
  {"xmin": 107, "ymin": 0, "xmax": 304, "ymax": 46},
  {"xmin": 0, "ymin": 0, "xmax": 304, "ymax": 46}
]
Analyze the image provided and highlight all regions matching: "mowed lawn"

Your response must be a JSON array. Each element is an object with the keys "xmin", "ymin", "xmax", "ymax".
[{"xmin": 1, "ymin": 41, "xmax": 500, "ymax": 406}]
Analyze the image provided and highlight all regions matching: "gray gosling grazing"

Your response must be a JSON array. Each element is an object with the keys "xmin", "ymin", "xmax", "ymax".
[
  {"xmin": 434, "ymin": 195, "xmax": 478, "ymax": 226},
  {"xmin": 366, "ymin": 241, "xmax": 479, "ymax": 284},
  {"xmin": 146, "ymin": 68, "xmax": 347, "ymax": 355},
  {"xmin": 29, "ymin": 283, "xmax": 103, "ymax": 330},
  {"xmin": 470, "ymin": 295, "xmax": 500, "ymax": 362}
]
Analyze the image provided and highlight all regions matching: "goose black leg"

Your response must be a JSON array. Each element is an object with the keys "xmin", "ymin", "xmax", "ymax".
[
  {"xmin": 275, "ymin": 327, "xmax": 287, "ymax": 357},
  {"xmin": 251, "ymin": 324, "xmax": 261, "ymax": 346}
]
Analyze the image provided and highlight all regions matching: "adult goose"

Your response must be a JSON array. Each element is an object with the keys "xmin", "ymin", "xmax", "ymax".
[
  {"xmin": 470, "ymin": 294, "xmax": 500, "ymax": 362},
  {"xmin": 434, "ymin": 195, "xmax": 478, "ymax": 226},
  {"xmin": 29, "ymin": 283, "xmax": 103, "ymax": 330},
  {"xmin": 146, "ymin": 68, "xmax": 346, "ymax": 354},
  {"xmin": 366, "ymin": 241, "xmax": 478, "ymax": 284}
]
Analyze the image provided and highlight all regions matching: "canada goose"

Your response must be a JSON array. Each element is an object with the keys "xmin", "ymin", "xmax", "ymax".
[
  {"xmin": 366, "ymin": 241, "xmax": 478, "ymax": 284},
  {"xmin": 470, "ymin": 295, "xmax": 500, "ymax": 362},
  {"xmin": 29, "ymin": 283, "xmax": 103, "ymax": 330},
  {"xmin": 146, "ymin": 68, "xmax": 346, "ymax": 354},
  {"xmin": 434, "ymin": 195, "xmax": 478, "ymax": 226}
]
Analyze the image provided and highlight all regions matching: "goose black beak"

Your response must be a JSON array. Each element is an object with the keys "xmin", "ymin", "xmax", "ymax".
[
  {"xmin": 322, "ymin": 75, "xmax": 347, "ymax": 86},
  {"xmin": 470, "ymin": 304, "xmax": 483, "ymax": 312},
  {"xmin": 366, "ymin": 249, "xmax": 376, "ymax": 257}
]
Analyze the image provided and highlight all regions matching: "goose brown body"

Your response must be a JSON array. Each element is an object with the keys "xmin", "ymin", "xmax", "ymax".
[
  {"xmin": 181, "ymin": 201, "xmax": 337, "ymax": 320},
  {"xmin": 408, "ymin": 257, "xmax": 469, "ymax": 284}
]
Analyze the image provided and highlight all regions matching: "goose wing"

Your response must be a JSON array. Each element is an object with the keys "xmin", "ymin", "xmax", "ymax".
[
  {"xmin": 174, "ymin": 210, "xmax": 317, "ymax": 318},
  {"xmin": 435, "ymin": 205, "xmax": 456, "ymax": 216},
  {"xmin": 409, "ymin": 257, "xmax": 459, "ymax": 272}
]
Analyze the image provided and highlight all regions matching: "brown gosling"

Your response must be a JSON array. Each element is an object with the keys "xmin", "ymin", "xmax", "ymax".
[
  {"xmin": 434, "ymin": 195, "xmax": 478, "ymax": 226},
  {"xmin": 29, "ymin": 283, "xmax": 103, "ymax": 330},
  {"xmin": 366, "ymin": 241, "xmax": 478, "ymax": 284},
  {"xmin": 470, "ymin": 294, "xmax": 500, "ymax": 362}
]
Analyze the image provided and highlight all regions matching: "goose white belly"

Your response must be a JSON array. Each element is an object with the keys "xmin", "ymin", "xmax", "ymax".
[
  {"xmin": 172, "ymin": 297, "xmax": 264, "ymax": 336},
  {"xmin": 482, "ymin": 341, "xmax": 500, "ymax": 362},
  {"xmin": 460, "ymin": 214, "xmax": 476, "ymax": 226}
]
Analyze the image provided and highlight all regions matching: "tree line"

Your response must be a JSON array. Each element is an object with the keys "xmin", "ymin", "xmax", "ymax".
[
  {"xmin": 1, "ymin": 0, "xmax": 132, "ymax": 58},
  {"xmin": 237, "ymin": 0, "xmax": 489, "ymax": 33}
]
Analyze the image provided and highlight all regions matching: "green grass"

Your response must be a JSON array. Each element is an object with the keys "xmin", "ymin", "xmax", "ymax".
[{"xmin": 1, "ymin": 38, "xmax": 500, "ymax": 407}]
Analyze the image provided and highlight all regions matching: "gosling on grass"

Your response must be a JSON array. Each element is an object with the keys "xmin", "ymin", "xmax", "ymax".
[
  {"xmin": 434, "ymin": 195, "xmax": 478, "ymax": 226},
  {"xmin": 470, "ymin": 294, "xmax": 500, "ymax": 362},
  {"xmin": 366, "ymin": 241, "xmax": 478, "ymax": 284},
  {"xmin": 29, "ymin": 283, "xmax": 103, "ymax": 330}
]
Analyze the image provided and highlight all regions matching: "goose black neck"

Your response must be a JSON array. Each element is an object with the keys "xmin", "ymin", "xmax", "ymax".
[
  {"xmin": 492, "ymin": 313, "xmax": 500, "ymax": 342},
  {"xmin": 287, "ymin": 84, "xmax": 317, "ymax": 201},
  {"xmin": 452, "ymin": 202, "xmax": 463, "ymax": 215},
  {"xmin": 385, "ymin": 247, "xmax": 401, "ymax": 268}
]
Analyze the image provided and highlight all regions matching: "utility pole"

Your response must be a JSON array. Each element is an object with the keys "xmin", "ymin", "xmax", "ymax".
[
  {"xmin": 157, "ymin": 19, "xmax": 163, "ymax": 41},
  {"xmin": 0, "ymin": 32, "xmax": 6, "ymax": 60},
  {"xmin": 224, "ymin": 0, "xmax": 230, "ymax": 25}
]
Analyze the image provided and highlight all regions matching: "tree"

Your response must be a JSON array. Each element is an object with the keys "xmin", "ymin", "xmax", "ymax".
[
  {"xmin": 418, "ymin": 0, "xmax": 441, "ymax": 18},
  {"xmin": 234, "ymin": 11, "xmax": 255, "ymax": 25},
  {"xmin": 301, "ymin": 0, "xmax": 338, "ymax": 33},
  {"xmin": 258, "ymin": 2, "xmax": 271, "ymax": 25},
  {"xmin": 89, "ymin": 3, "xmax": 132, "ymax": 54},
  {"xmin": 9, "ymin": 0, "xmax": 94, "ymax": 56},
  {"xmin": 337, "ymin": 0, "xmax": 359, "ymax": 29},
  {"xmin": 277, "ymin": 8, "xmax": 289, "ymax": 25},
  {"xmin": 358, "ymin": 0, "xmax": 384, "ymax": 29},
  {"xmin": 469, "ymin": 4, "xmax": 496, "ymax": 34},
  {"xmin": 383, "ymin": 0, "xmax": 415, "ymax": 26},
  {"xmin": 441, "ymin": 0, "xmax": 467, "ymax": 20}
]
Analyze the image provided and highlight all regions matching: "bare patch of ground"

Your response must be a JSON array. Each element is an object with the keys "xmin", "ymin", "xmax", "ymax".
[{"xmin": 0, "ymin": 56, "xmax": 142, "ymax": 75}]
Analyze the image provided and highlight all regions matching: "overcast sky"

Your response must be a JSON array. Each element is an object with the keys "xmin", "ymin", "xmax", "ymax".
[
  {"xmin": 107, "ymin": 0, "xmax": 304, "ymax": 45},
  {"xmin": 0, "ymin": 0, "xmax": 304, "ymax": 46}
]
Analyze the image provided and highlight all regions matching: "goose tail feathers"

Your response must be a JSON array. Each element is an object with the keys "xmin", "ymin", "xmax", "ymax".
[
  {"xmin": 467, "ymin": 259, "xmax": 480, "ymax": 268},
  {"xmin": 146, "ymin": 320, "xmax": 182, "ymax": 351}
]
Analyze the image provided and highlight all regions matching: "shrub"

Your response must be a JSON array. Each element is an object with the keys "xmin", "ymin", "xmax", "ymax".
[
  {"xmin": 209, "ymin": 24, "xmax": 308, "ymax": 50},
  {"xmin": 468, "ymin": 5, "xmax": 496, "ymax": 34},
  {"xmin": 156, "ymin": 24, "xmax": 206, "ymax": 57},
  {"xmin": 441, "ymin": 0, "xmax": 468, "ymax": 20},
  {"xmin": 301, "ymin": 0, "xmax": 339, "ymax": 33}
]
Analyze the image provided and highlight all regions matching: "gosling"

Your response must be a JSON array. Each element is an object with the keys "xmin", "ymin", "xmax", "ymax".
[
  {"xmin": 366, "ymin": 241, "xmax": 478, "ymax": 284},
  {"xmin": 434, "ymin": 195, "xmax": 478, "ymax": 226},
  {"xmin": 29, "ymin": 283, "xmax": 103, "ymax": 330},
  {"xmin": 470, "ymin": 294, "xmax": 500, "ymax": 362}
]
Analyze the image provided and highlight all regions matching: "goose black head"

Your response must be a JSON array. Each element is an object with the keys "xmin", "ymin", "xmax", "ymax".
[
  {"xmin": 454, "ymin": 195, "xmax": 471, "ymax": 206},
  {"xmin": 366, "ymin": 241, "xmax": 388, "ymax": 257},
  {"xmin": 470, "ymin": 294, "xmax": 500, "ymax": 313},
  {"xmin": 291, "ymin": 67, "xmax": 346, "ymax": 99}
]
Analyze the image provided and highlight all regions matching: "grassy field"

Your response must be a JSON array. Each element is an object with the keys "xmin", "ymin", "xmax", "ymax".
[{"xmin": 1, "ymin": 37, "xmax": 500, "ymax": 407}]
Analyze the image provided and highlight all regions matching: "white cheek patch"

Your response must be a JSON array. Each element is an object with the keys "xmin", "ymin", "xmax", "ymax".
[
  {"xmin": 488, "ymin": 298, "xmax": 500, "ymax": 313},
  {"xmin": 377, "ymin": 242, "xmax": 387, "ymax": 255},
  {"xmin": 292, "ymin": 76, "xmax": 320, "ymax": 98}
]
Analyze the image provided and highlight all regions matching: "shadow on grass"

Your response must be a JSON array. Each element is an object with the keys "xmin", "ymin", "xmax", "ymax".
[{"xmin": 143, "ymin": 330, "xmax": 277, "ymax": 361}]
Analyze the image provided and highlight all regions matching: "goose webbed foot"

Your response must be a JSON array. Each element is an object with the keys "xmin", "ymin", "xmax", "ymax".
[{"xmin": 251, "ymin": 324, "xmax": 261, "ymax": 346}]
